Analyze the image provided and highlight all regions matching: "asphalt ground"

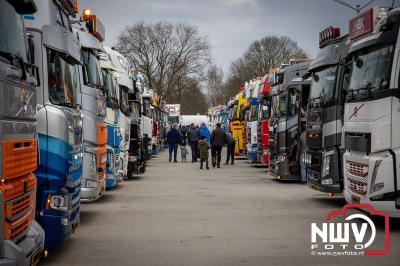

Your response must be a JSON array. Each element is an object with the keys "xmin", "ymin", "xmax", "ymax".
[{"xmin": 42, "ymin": 149, "xmax": 400, "ymax": 266}]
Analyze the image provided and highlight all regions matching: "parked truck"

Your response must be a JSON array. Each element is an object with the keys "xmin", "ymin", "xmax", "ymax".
[
  {"xmin": 305, "ymin": 27, "xmax": 350, "ymax": 194},
  {"xmin": 228, "ymin": 91, "xmax": 247, "ymax": 156},
  {"xmin": 105, "ymin": 47, "xmax": 131, "ymax": 180},
  {"xmin": 343, "ymin": 7, "xmax": 400, "ymax": 217},
  {"xmin": 127, "ymin": 75, "xmax": 146, "ymax": 176},
  {"xmin": 140, "ymin": 85, "xmax": 153, "ymax": 161},
  {"xmin": 268, "ymin": 68, "xmax": 284, "ymax": 174},
  {"xmin": 257, "ymin": 74, "xmax": 271, "ymax": 167},
  {"xmin": 73, "ymin": 8, "xmax": 107, "ymax": 202},
  {"xmin": 1, "ymin": 0, "xmax": 45, "ymax": 264},
  {"xmin": 101, "ymin": 47, "xmax": 121, "ymax": 189},
  {"xmin": 24, "ymin": 0, "xmax": 83, "ymax": 248},
  {"xmin": 245, "ymin": 80, "xmax": 261, "ymax": 164},
  {"xmin": 272, "ymin": 62, "xmax": 311, "ymax": 181}
]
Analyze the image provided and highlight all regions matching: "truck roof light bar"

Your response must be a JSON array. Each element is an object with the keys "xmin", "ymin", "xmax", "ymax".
[{"xmin": 319, "ymin": 26, "xmax": 341, "ymax": 48}]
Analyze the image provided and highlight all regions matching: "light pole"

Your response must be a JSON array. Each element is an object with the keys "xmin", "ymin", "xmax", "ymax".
[{"xmin": 332, "ymin": 0, "xmax": 376, "ymax": 14}]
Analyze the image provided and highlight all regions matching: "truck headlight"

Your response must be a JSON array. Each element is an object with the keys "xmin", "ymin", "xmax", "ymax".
[
  {"xmin": 68, "ymin": 125, "xmax": 74, "ymax": 145},
  {"xmin": 46, "ymin": 195, "xmax": 69, "ymax": 212},
  {"xmin": 321, "ymin": 178, "xmax": 333, "ymax": 185},
  {"xmin": 101, "ymin": 153, "xmax": 107, "ymax": 164},
  {"xmin": 90, "ymin": 154, "xmax": 97, "ymax": 174},
  {"xmin": 321, "ymin": 155, "xmax": 331, "ymax": 177},
  {"xmin": 85, "ymin": 179, "xmax": 98, "ymax": 188}
]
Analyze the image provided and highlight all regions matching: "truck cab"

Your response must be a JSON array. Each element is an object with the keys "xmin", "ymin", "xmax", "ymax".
[
  {"xmin": 127, "ymin": 75, "xmax": 146, "ymax": 176},
  {"xmin": 229, "ymin": 91, "xmax": 247, "ymax": 156},
  {"xmin": 268, "ymin": 68, "xmax": 284, "ymax": 174},
  {"xmin": 343, "ymin": 7, "xmax": 400, "ymax": 217},
  {"xmin": 1, "ymin": 0, "xmax": 45, "ymax": 264},
  {"xmin": 247, "ymin": 80, "xmax": 261, "ymax": 164},
  {"xmin": 274, "ymin": 62, "xmax": 311, "ymax": 181},
  {"xmin": 305, "ymin": 28, "xmax": 350, "ymax": 194},
  {"xmin": 105, "ymin": 48, "xmax": 131, "ymax": 180},
  {"xmin": 257, "ymin": 74, "xmax": 271, "ymax": 167},
  {"xmin": 141, "ymin": 87, "xmax": 153, "ymax": 162},
  {"xmin": 24, "ymin": 0, "xmax": 84, "ymax": 248},
  {"xmin": 100, "ymin": 49, "xmax": 121, "ymax": 189},
  {"xmin": 73, "ymin": 9, "xmax": 107, "ymax": 202}
]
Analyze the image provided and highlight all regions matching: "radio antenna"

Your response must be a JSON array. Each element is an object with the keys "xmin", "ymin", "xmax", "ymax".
[{"xmin": 332, "ymin": 0, "xmax": 375, "ymax": 14}]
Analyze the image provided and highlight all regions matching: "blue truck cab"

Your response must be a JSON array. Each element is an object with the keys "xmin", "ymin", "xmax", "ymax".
[
  {"xmin": 100, "ymin": 52, "xmax": 121, "ymax": 189},
  {"xmin": 24, "ymin": 0, "xmax": 83, "ymax": 248}
]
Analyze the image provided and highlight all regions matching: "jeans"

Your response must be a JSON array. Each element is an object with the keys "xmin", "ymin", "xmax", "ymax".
[
  {"xmin": 200, "ymin": 159, "xmax": 209, "ymax": 169},
  {"xmin": 169, "ymin": 144, "xmax": 178, "ymax": 161},
  {"xmin": 211, "ymin": 145, "xmax": 223, "ymax": 163},
  {"xmin": 300, "ymin": 153, "xmax": 307, "ymax": 183},
  {"xmin": 190, "ymin": 141, "xmax": 198, "ymax": 162},
  {"xmin": 226, "ymin": 141, "xmax": 235, "ymax": 164}
]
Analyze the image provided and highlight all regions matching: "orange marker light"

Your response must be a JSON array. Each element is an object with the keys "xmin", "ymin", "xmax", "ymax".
[{"xmin": 82, "ymin": 8, "xmax": 92, "ymax": 21}]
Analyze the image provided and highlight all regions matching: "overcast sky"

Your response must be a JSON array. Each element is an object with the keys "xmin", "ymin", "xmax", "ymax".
[{"xmin": 79, "ymin": 0, "xmax": 397, "ymax": 72}]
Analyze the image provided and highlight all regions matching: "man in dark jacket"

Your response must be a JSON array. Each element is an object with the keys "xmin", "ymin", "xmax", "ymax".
[
  {"xmin": 167, "ymin": 124, "xmax": 182, "ymax": 162},
  {"xmin": 210, "ymin": 123, "xmax": 226, "ymax": 168},
  {"xmin": 188, "ymin": 123, "xmax": 200, "ymax": 162},
  {"xmin": 225, "ymin": 132, "xmax": 235, "ymax": 165}
]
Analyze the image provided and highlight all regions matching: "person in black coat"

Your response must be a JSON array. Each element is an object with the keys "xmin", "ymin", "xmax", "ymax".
[{"xmin": 167, "ymin": 124, "xmax": 182, "ymax": 162}]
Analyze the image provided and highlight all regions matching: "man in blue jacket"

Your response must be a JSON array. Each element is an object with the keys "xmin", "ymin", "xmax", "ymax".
[
  {"xmin": 199, "ymin": 122, "xmax": 210, "ymax": 144},
  {"xmin": 167, "ymin": 124, "xmax": 182, "ymax": 162}
]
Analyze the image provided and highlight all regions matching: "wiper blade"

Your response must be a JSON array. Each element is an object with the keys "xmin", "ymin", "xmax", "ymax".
[{"xmin": 0, "ymin": 50, "xmax": 16, "ymax": 63}]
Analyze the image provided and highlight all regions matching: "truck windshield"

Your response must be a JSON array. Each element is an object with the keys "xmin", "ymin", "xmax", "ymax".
[
  {"xmin": 119, "ymin": 86, "xmax": 129, "ymax": 115},
  {"xmin": 348, "ymin": 44, "xmax": 393, "ymax": 92},
  {"xmin": 142, "ymin": 98, "xmax": 151, "ymax": 117},
  {"xmin": 250, "ymin": 105, "xmax": 259, "ymax": 121},
  {"xmin": 0, "ymin": 1, "xmax": 28, "ymax": 64},
  {"xmin": 279, "ymin": 92, "xmax": 287, "ymax": 116},
  {"xmin": 102, "ymin": 69, "xmax": 117, "ymax": 103},
  {"xmin": 260, "ymin": 98, "xmax": 270, "ymax": 119},
  {"xmin": 48, "ymin": 49, "xmax": 78, "ymax": 107},
  {"xmin": 230, "ymin": 104, "xmax": 238, "ymax": 119},
  {"xmin": 310, "ymin": 66, "xmax": 337, "ymax": 102},
  {"xmin": 82, "ymin": 49, "xmax": 103, "ymax": 88},
  {"xmin": 272, "ymin": 94, "xmax": 280, "ymax": 117}
]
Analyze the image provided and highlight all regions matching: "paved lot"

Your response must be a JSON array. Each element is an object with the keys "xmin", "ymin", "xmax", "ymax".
[{"xmin": 42, "ymin": 150, "xmax": 400, "ymax": 266}]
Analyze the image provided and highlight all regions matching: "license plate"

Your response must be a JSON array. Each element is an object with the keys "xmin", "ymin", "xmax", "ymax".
[{"xmin": 351, "ymin": 195, "xmax": 361, "ymax": 204}]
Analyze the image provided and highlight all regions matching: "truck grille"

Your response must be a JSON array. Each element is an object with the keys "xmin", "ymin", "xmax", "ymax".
[
  {"xmin": 347, "ymin": 178, "xmax": 367, "ymax": 195},
  {"xmin": 3, "ymin": 186, "xmax": 35, "ymax": 241},
  {"xmin": 1, "ymin": 138, "xmax": 37, "ymax": 242},
  {"xmin": 346, "ymin": 160, "xmax": 368, "ymax": 178},
  {"xmin": 2, "ymin": 139, "xmax": 37, "ymax": 180},
  {"xmin": 308, "ymin": 170, "xmax": 320, "ymax": 181},
  {"xmin": 98, "ymin": 167, "xmax": 105, "ymax": 190}
]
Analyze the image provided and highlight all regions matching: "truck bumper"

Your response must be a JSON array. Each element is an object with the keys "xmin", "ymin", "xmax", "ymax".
[
  {"xmin": 105, "ymin": 173, "xmax": 119, "ymax": 189},
  {"xmin": 1, "ymin": 221, "xmax": 44, "ymax": 266},
  {"xmin": 276, "ymin": 160, "xmax": 300, "ymax": 181},
  {"xmin": 38, "ymin": 189, "xmax": 80, "ymax": 248},
  {"xmin": 39, "ymin": 208, "xmax": 80, "ymax": 248},
  {"xmin": 80, "ymin": 187, "xmax": 104, "ymax": 203}
]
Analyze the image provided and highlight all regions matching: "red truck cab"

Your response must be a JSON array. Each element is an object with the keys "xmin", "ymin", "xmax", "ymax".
[{"xmin": 257, "ymin": 74, "xmax": 271, "ymax": 166}]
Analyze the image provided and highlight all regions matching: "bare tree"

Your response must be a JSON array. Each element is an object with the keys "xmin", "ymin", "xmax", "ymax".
[
  {"xmin": 206, "ymin": 65, "xmax": 227, "ymax": 106},
  {"xmin": 115, "ymin": 22, "xmax": 211, "ymax": 102},
  {"xmin": 222, "ymin": 35, "xmax": 307, "ymax": 101}
]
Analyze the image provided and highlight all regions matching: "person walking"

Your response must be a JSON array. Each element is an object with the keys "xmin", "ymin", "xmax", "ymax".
[
  {"xmin": 166, "ymin": 124, "xmax": 182, "ymax": 163},
  {"xmin": 210, "ymin": 123, "xmax": 226, "ymax": 168},
  {"xmin": 188, "ymin": 123, "xmax": 200, "ymax": 162},
  {"xmin": 199, "ymin": 122, "xmax": 210, "ymax": 144},
  {"xmin": 198, "ymin": 136, "xmax": 209, "ymax": 170},
  {"xmin": 224, "ymin": 132, "xmax": 236, "ymax": 165}
]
